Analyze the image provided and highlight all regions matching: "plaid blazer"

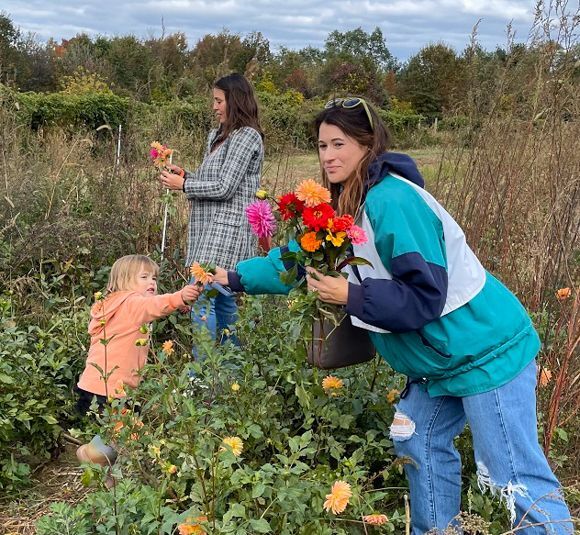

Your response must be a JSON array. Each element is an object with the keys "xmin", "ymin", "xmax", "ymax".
[{"xmin": 183, "ymin": 126, "xmax": 264, "ymax": 269}]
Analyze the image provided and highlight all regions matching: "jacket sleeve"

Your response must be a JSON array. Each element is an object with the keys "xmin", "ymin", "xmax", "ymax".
[
  {"xmin": 233, "ymin": 241, "xmax": 304, "ymax": 295},
  {"xmin": 124, "ymin": 291, "xmax": 185, "ymax": 324},
  {"xmin": 346, "ymin": 196, "xmax": 448, "ymax": 333},
  {"xmin": 183, "ymin": 127, "xmax": 262, "ymax": 201}
]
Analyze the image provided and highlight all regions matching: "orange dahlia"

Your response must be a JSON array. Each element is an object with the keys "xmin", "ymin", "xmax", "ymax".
[
  {"xmin": 190, "ymin": 262, "xmax": 212, "ymax": 285},
  {"xmin": 300, "ymin": 232, "xmax": 323, "ymax": 252},
  {"xmin": 556, "ymin": 287, "xmax": 571, "ymax": 301},
  {"xmin": 363, "ymin": 513, "xmax": 389, "ymax": 525},
  {"xmin": 323, "ymin": 480, "xmax": 352, "ymax": 514},
  {"xmin": 221, "ymin": 436, "xmax": 244, "ymax": 457},
  {"xmin": 162, "ymin": 340, "xmax": 175, "ymax": 355},
  {"xmin": 295, "ymin": 179, "xmax": 331, "ymax": 207}
]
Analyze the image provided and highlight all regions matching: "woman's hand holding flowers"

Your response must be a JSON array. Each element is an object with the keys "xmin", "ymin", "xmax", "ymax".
[
  {"xmin": 159, "ymin": 166, "xmax": 185, "ymax": 190},
  {"xmin": 306, "ymin": 267, "xmax": 349, "ymax": 305}
]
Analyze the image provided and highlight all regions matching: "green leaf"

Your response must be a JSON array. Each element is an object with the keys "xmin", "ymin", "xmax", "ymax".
[
  {"xmin": 249, "ymin": 519, "xmax": 271, "ymax": 533},
  {"xmin": 41, "ymin": 415, "xmax": 58, "ymax": 424},
  {"xmin": 280, "ymin": 251, "xmax": 297, "ymax": 261},
  {"xmin": 0, "ymin": 373, "xmax": 14, "ymax": 384},
  {"xmin": 80, "ymin": 467, "xmax": 94, "ymax": 487},
  {"xmin": 252, "ymin": 482, "xmax": 266, "ymax": 498}
]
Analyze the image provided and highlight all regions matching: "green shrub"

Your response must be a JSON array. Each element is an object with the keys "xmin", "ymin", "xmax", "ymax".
[
  {"xmin": 14, "ymin": 90, "xmax": 130, "ymax": 130},
  {"xmin": 0, "ymin": 292, "xmax": 87, "ymax": 491}
]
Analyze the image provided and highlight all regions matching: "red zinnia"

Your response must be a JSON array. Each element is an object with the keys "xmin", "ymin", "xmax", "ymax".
[
  {"xmin": 277, "ymin": 193, "xmax": 305, "ymax": 220},
  {"xmin": 330, "ymin": 214, "xmax": 354, "ymax": 232},
  {"xmin": 302, "ymin": 203, "xmax": 335, "ymax": 231}
]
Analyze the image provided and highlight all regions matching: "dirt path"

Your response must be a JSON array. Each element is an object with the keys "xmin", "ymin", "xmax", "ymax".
[{"xmin": 0, "ymin": 445, "xmax": 90, "ymax": 535}]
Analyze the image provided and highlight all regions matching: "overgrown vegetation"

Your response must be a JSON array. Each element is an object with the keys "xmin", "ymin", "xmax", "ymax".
[{"xmin": 0, "ymin": 1, "xmax": 578, "ymax": 533}]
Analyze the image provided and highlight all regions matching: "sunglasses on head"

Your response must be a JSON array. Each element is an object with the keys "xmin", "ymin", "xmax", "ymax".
[{"xmin": 324, "ymin": 97, "xmax": 374, "ymax": 131}]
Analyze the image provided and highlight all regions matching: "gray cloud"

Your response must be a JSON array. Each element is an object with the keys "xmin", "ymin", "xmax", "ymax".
[{"xmin": 3, "ymin": 0, "xmax": 536, "ymax": 60}]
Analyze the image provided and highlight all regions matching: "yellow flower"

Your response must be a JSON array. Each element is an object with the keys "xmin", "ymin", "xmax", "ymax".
[
  {"xmin": 295, "ymin": 178, "xmax": 332, "ymax": 207},
  {"xmin": 178, "ymin": 516, "xmax": 208, "ymax": 534},
  {"xmin": 163, "ymin": 462, "xmax": 177, "ymax": 474},
  {"xmin": 94, "ymin": 291, "xmax": 103, "ymax": 301},
  {"xmin": 255, "ymin": 189, "xmax": 268, "ymax": 199},
  {"xmin": 363, "ymin": 513, "xmax": 389, "ymax": 525},
  {"xmin": 322, "ymin": 375, "xmax": 344, "ymax": 395},
  {"xmin": 115, "ymin": 381, "xmax": 126, "ymax": 397},
  {"xmin": 139, "ymin": 324, "xmax": 149, "ymax": 334},
  {"xmin": 190, "ymin": 262, "xmax": 213, "ymax": 285},
  {"xmin": 323, "ymin": 480, "xmax": 352, "ymax": 514},
  {"xmin": 231, "ymin": 382, "xmax": 240, "ymax": 392},
  {"xmin": 300, "ymin": 231, "xmax": 323, "ymax": 252},
  {"xmin": 162, "ymin": 340, "xmax": 175, "ymax": 355},
  {"xmin": 556, "ymin": 287, "xmax": 571, "ymax": 301},
  {"xmin": 386, "ymin": 388, "xmax": 399, "ymax": 404},
  {"xmin": 221, "ymin": 436, "xmax": 244, "ymax": 457},
  {"xmin": 539, "ymin": 367, "xmax": 552, "ymax": 387},
  {"xmin": 326, "ymin": 230, "xmax": 347, "ymax": 247},
  {"xmin": 135, "ymin": 338, "xmax": 148, "ymax": 347}
]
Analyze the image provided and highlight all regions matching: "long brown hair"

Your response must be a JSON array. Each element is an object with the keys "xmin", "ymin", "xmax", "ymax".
[
  {"xmin": 314, "ymin": 101, "xmax": 391, "ymax": 216},
  {"xmin": 212, "ymin": 73, "xmax": 263, "ymax": 149}
]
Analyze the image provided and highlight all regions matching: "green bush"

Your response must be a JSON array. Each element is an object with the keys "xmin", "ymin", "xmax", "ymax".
[
  {"xmin": 13, "ymin": 90, "xmax": 130, "ymax": 130},
  {"xmin": 0, "ymin": 292, "xmax": 87, "ymax": 491}
]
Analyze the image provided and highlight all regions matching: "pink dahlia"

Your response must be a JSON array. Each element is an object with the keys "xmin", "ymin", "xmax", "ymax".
[
  {"xmin": 246, "ymin": 200, "xmax": 276, "ymax": 239},
  {"xmin": 346, "ymin": 224, "xmax": 367, "ymax": 245}
]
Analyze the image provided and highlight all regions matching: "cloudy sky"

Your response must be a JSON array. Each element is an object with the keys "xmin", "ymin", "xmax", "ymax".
[{"xmin": 4, "ymin": 0, "xmax": 537, "ymax": 60}]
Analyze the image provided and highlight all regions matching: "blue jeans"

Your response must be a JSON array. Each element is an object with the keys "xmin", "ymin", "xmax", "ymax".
[
  {"xmin": 391, "ymin": 360, "xmax": 572, "ymax": 534},
  {"xmin": 191, "ymin": 283, "xmax": 239, "ymax": 346}
]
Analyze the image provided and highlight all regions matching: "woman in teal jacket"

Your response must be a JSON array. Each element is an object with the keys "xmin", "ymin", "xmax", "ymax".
[{"xmin": 214, "ymin": 99, "xmax": 572, "ymax": 534}]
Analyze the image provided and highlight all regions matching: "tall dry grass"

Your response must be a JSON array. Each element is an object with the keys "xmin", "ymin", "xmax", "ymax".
[{"xmin": 430, "ymin": 0, "xmax": 579, "ymax": 478}]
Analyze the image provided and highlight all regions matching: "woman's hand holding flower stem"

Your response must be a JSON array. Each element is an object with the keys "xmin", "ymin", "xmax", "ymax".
[
  {"xmin": 306, "ymin": 267, "xmax": 349, "ymax": 305},
  {"xmin": 213, "ymin": 266, "xmax": 229, "ymax": 286},
  {"xmin": 160, "ymin": 164, "xmax": 185, "ymax": 190}
]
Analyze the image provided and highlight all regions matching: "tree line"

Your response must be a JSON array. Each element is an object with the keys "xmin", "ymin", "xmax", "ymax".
[{"xmin": 1, "ymin": 12, "xmax": 578, "ymax": 120}]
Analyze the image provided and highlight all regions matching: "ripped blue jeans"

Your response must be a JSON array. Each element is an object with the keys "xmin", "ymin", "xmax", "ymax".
[{"xmin": 391, "ymin": 360, "xmax": 573, "ymax": 534}]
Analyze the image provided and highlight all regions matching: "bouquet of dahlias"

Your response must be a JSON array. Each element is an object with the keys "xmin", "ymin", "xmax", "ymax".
[
  {"xmin": 149, "ymin": 141, "xmax": 173, "ymax": 170},
  {"xmin": 246, "ymin": 179, "xmax": 371, "ymax": 285},
  {"xmin": 246, "ymin": 180, "xmax": 375, "ymax": 368},
  {"xmin": 150, "ymin": 141, "xmax": 175, "ymax": 258},
  {"xmin": 246, "ymin": 179, "xmax": 372, "ymax": 319}
]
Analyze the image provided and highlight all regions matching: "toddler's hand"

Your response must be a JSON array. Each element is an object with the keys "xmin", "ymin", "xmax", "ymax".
[{"xmin": 181, "ymin": 283, "xmax": 201, "ymax": 304}]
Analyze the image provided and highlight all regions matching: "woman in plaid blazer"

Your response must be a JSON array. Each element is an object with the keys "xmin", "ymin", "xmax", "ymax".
[{"xmin": 160, "ymin": 73, "xmax": 264, "ymax": 343}]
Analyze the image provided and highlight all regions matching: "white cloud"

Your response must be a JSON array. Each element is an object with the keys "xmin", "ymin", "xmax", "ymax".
[{"xmin": 2, "ymin": 0, "xmax": 537, "ymax": 59}]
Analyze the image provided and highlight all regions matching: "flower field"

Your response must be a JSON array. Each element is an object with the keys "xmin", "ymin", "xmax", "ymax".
[{"xmin": 0, "ymin": 6, "xmax": 579, "ymax": 531}]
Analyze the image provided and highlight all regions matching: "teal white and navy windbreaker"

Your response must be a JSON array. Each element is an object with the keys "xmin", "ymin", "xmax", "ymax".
[{"xmin": 228, "ymin": 153, "xmax": 540, "ymax": 397}]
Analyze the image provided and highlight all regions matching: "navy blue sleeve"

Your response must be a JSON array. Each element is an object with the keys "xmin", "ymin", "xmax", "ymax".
[
  {"xmin": 228, "ymin": 271, "xmax": 245, "ymax": 292},
  {"xmin": 346, "ymin": 252, "xmax": 448, "ymax": 332}
]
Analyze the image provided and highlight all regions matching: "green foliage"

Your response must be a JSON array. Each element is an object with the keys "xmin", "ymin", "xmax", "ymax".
[
  {"xmin": 59, "ymin": 66, "xmax": 113, "ymax": 95},
  {"xmin": 325, "ymin": 27, "xmax": 397, "ymax": 72},
  {"xmin": 33, "ymin": 294, "xmax": 411, "ymax": 533},
  {"xmin": 13, "ymin": 89, "xmax": 129, "ymax": 130},
  {"xmin": 397, "ymin": 43, "xmax": 463, "ymax": 118},
  {"xmin": 0, "ymin": 290, "xmax": 87, "ymax": 491},
  {"xmin": 257, "ymin": 91, "xmax": 319, "ymax": 150}
]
